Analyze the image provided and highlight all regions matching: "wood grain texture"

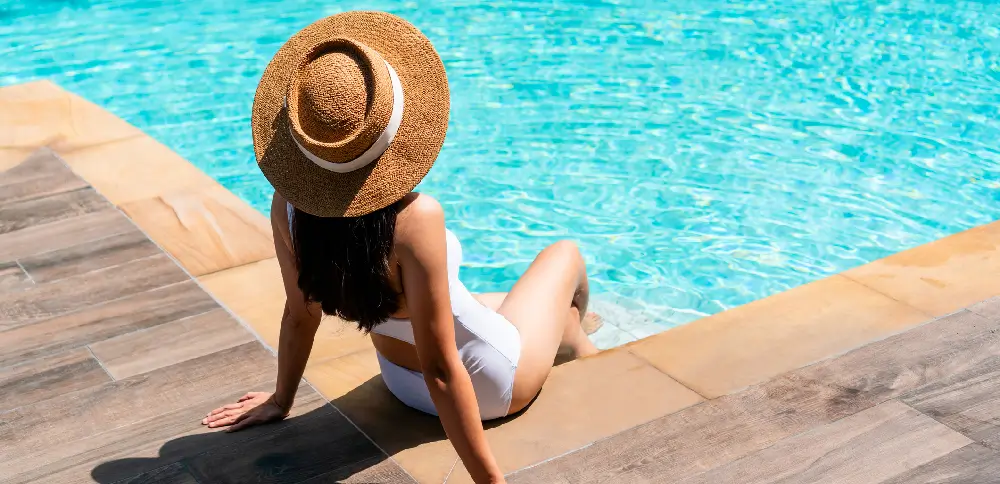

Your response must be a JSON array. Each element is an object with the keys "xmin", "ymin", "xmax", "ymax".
[
  {"xmin": 0, "ymin": 187, "xmax": 110, "ymax": 235},
  {"xmin": 675, "ymin": 400, "xmax": 970, "ymax": 484},
  {"xmin": 967, "ymin": 296, "xmax": 1000, "ymax": 321},
  {"xmin": 0, "ymin": 260, "xmax": 32, "ymax": 292},
  {"xmin": 0, "ymin": 253, "xmax": 189, "ymax": 331},
  {"xmin": 0, "ymin": 209, "xmax": 135, "ymax": 261},
  {"xmin": 0, "ymin": 281, "xmax": 219, "ymax": 368},
  {"xmin": 882, "ymin": 444, "xmax": 1000, "ymax": 484},
  {"xmin": 508, "ymin": 310, "xmax": 1000, "ymax": 484},
  {"xmin": 184, "ymin": 406, "xmax": 382, "ymax": 484},
  {"xmin": 300, "ymin": 456, "xmax": 418, "ymax": 484},
  {"xmin": 901, "ymin": 357, "xmax": 1000, "ymax": 450},
  {"xmin": 19, "ymin": 382, "xmax": 326, "ymax": 484},
  {"xmin": 0, "ymin": 342, "xmax": 276, "ymax": 478},
  {"xmin": 0, "ymin": 348, "xmax": 111, "ymax": 411},
  {"xmin": 19, "ymin": 230, "xmax": 161, "ymax": 283},
  {"xmin": 0, "ymin": 148, "xmax": 87, "ymax": 206},
  {"xmin": 113, "ymin": 462, "xmax": 199, "ymax": 484},
  {"xmin": 89, "ymin": 308, "xmax": 255, "ymax": 379}
]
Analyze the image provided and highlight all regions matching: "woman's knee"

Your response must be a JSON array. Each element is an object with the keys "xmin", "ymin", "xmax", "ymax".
[{"xmin": 542, "ymin": 240, "xmax": 585, "ymax": 267}]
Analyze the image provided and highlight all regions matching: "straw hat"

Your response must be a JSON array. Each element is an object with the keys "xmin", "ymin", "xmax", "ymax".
[{"xmin": 252, "ymin": 11, "xmax": 449, "ymax": 217}]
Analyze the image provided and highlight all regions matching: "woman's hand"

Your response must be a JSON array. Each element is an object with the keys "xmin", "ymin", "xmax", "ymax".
[{"xmin": 201, "ymin": 391, "xmax": 289, "ymax": 432}]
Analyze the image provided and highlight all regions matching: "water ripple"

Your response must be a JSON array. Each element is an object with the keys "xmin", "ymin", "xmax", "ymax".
[{"xmin": 3, "ymin": 0, "xmax": 999, "ymax": 340}]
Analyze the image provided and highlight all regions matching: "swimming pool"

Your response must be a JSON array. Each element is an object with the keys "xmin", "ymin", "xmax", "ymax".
[{"xmin": 3, "ymin": 0, "xmax": 999, "ymax": 347}]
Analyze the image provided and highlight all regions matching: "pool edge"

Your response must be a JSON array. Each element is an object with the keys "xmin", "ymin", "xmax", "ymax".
[{"xmin": 5, "ymin": 79, "xmax": 999, "ymax": 482}]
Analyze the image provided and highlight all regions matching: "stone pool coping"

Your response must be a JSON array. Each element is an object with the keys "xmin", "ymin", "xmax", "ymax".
[{"xmin": 4, "ymin": 79, "xmax": 998, "ymax": 483}]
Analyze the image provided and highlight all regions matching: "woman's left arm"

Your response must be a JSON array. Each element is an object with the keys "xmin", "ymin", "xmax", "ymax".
[{"xmin": 396, "ymin": 197, "xmax": 504, "ymax": 484}]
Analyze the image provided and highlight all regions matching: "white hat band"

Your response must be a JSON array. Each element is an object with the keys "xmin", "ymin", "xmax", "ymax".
[{"xmin": 289, "ymin": 60, "xmax": 405, "ymax": 173}]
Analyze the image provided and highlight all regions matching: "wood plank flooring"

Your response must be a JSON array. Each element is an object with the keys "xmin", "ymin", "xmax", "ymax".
[{"xmin": 0, "ymin": 149, "xmax": 412, "ymax": 484}]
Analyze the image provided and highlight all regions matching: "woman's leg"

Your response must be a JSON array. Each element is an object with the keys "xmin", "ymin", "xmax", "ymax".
[{"xmin": 491, "ymin": 241, "xmax": 599, "ymax": 413}]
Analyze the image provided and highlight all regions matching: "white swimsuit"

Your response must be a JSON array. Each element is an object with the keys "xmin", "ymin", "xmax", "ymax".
[{"xmin": 288, "ymin": 204, "xmax": 521, "ymax": 420}]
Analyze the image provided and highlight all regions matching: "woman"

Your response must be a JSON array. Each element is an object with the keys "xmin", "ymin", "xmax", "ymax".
[{"xmin": 201, "ymin": 11, "xmax": 599, "ymax": 484}]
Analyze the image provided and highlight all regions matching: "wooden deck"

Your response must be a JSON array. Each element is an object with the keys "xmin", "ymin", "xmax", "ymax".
[
  {"xmin": 3, "ymin": 149, "xmax": 999, "ymax": 483},
  {"xmin": 0, "ymin": 150, "xmax": 413, "ymax": 483}
]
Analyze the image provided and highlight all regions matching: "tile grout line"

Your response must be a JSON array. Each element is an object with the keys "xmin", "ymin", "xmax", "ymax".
[
  {"xmin": 88, "ymin": 306, "xmax": 233, "ymax": 349},
  {"xmin": 505, "ymin": 442, "xmax": 597, "ymax": 478},
  {"xmin": 837, "ymin": 272, "xmax": 936, "ymax": 319},
  {"xmin": 0, "ymin": 279, "xmax": 206, "ymax": 361},
  {"xmin": 441, "ymin": 458, "xmax": 458, "ymax": 484},
  {"xmin": 14, "ymin": 251, "xmax": 166, "ymax": 288},
  {"xmin": 892, "ymin": 399, "xmax": 977, "ymax": 448},
  {"xmin": 13, "ymin": 228, "xmax": 143, "ymax": 276},
  {"xmin": 86, "ymin": 345, "xmax": 116, "ymax": 381},
  {"xmin": 14, "ymin": 259, "xmax": 35, "ymax": 285},
  {"xmin": 196, "ymin": 255, "xmax": 276, "ymax": 280},
  {"xmin": 623, "ymin": 347, "xmax": 712, "ymax": 400}
]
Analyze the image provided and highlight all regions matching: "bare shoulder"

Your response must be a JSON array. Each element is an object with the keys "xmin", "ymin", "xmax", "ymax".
[
  {"xmin": 269, "ymin": 191, "xmax": 292, "ymax": 250},
  {"xmin": 396, "ymin": 193, "xmax": 444, "ymax": 240},
  {"xmin": 396, "ymin": 193, "xmax": 445, "ymax": 255}
]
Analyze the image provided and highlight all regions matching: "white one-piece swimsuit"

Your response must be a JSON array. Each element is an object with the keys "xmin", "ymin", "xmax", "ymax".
[{"xmin": 288, "ymin": 204, "xmax": 522, "ymax": 420}]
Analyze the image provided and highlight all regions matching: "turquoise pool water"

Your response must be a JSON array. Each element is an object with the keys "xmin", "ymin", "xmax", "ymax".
[{"xmin": 3, "ymin": 0, "xmax": 999, "ymax": 346}]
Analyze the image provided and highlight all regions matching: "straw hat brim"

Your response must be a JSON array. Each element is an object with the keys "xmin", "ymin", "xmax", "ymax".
[{"xmin": 252, "ymin": 11, "xmax": 449, "ymax": 217}]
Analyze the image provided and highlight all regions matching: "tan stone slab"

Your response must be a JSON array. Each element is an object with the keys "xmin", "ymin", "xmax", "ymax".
[
  {"xmin": 198, "ymin": 258, "xmax": 371, "ymax": 359},
  {"xmin": 628, "ymin": 274, "xmax": 930, "ymax": 398},
  {"xmin": 88, "ymin": 308, "xmax": 255, "ymax": 379},
  {"xmin": 57, "ymin": 134, "xmax": 217, "ymax": 206},
  {"xmin": 446, "ymin": 350, "xmax": 705, "ymax": 483},
  {"xmin": 119, "ymin": 184, "xmax": 273, "ymax": 276},
  {"xmin": 844, "ymin": 221, "xmax": 1000, "ymax": 317},
  {"xmin": 0, "ymin": 80, "xmax": 142, "ymax": 164}
]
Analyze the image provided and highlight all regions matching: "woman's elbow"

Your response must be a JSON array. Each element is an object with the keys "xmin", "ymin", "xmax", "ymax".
[
  {"xmin": 421, "ymin": 357, "xmax": 465, "ymax": 390},
  {"xmin": 281, "ymin": 305, "xmax": 320, "ymax": 333}
]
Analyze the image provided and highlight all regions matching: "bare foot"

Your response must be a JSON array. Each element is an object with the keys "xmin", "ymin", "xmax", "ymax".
[{"xmin": 582, "ymin": 312, "xmax": 603, "ymax": 335}]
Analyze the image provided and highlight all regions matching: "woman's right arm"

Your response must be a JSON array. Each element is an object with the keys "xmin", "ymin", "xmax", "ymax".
[
  {"xmin": 269, "ymin": 192, "xmax": 322, "ymax": 414},
  {"xmin": 202, "ymin": 193, "xmax": 321, "ymax": 430}
]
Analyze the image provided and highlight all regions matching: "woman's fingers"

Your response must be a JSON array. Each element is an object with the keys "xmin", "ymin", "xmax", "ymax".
[
  {"xmin": 202, "ymin": 408, "xmax": 243, "ymax": 424},
  {"xmin": 238, "ymin": 393, "xmax": 253, "ymax": 402},
  {"xmin": 206, "ymin": 415, "xmax": 239, "ymax": 428},
  {"xmin": 226, "ymin": 412, "xmax": 254, "ymax": 433}
]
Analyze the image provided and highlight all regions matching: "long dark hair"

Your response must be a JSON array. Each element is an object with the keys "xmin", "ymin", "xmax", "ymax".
[{"xmin": 291, "ymin": 202, "xmax": 401, "ymax": 332}]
